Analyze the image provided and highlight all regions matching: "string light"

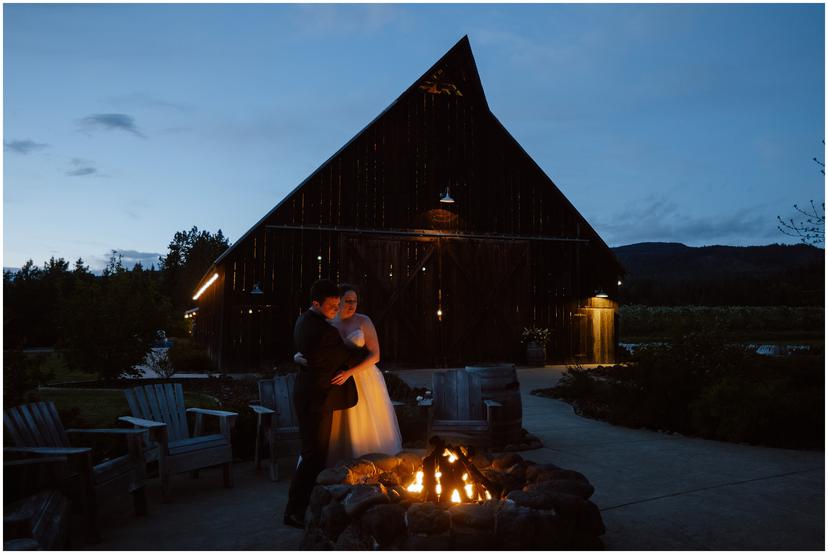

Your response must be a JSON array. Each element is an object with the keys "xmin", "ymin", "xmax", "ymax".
[{"xmin": 193, "ymin": 273, "xmax": 219, "ymax": 300}]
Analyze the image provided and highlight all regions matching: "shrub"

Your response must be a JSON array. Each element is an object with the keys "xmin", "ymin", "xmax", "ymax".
[{"xmin": 167, "ymin": 338, "xmax": 217, "ymax": 373}]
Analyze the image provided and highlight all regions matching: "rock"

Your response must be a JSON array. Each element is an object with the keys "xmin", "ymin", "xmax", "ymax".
[
  {"xmin": 396, "ymin": 451, "xmax": 422, "ymax": 475},
  {"xmin": 326, "ymin": 484, "xmax": 352, "ymax": 501},
  {"xmin": 525, "ymin": 463, "xmax": 561, "ymax": 482},
  {"xmin": 359, "ymin": 453, "xmax": 401, "ymax": 472},
  {"xmin": 447, "ymin": 501, "xmax": 496, "ymax": 529},
  {"xmin": 535, "ymin": 468, "xmax": 590, "ymax": 484},
  {"xmin": 343, "ymin": 460, "xmax": 379, "ymax": 484},
  {"xmin": 575, "ymin": 500, "xmax": 605, "ymax": 537},
  {"xmin": 320, "ymin": 501, "xmax": 350, "ymax": 541},
  {"xmin": 451, "ymin": 524, "xmax": 498, "ymax": 551},
  {"xmin": 386, "ymin": 485, "xmax": 406, "ymax": 503},
  {"xmin": 491, "ymin": 452, "xmax": 523, "ymax": 471},
  {"xmin": 333, "ymin": 523, "xmax": 373, "ymax": 550},
  {"xmin": 505, "ymin": 489, "xmax": 556, "ymax": 510},
  {"xmin": 378, "ymin": 471, "xmax": 401, "ymax": 487},
  {"xmin": 470, "ymin": 450, "xmax": 494, "ymax": 470},
  {"xmin": 300, "ymin": 526, "xmax": 335, "ymax": 550},
  {"xmin": 495, "ymin": 500, "xmax": 544, "ymax": 549},
  {"xmin": 526, "ymin": 479, "xmax": 595, "ymax": 500},
  {"xmin": 502, "ymin": 443, "xmax": 521, "ymax": 452},
  {"xmin": 317, "ymin": 467, "xmax": 349, "ymax": 485},
  {"xmin": 308, "ymin": 486, "xmax": 333, "ymax": 522},
  {"xmin": 533, "ymin": 491, "xmax": 586, "ymax": 520},
  {"xmin": 505, "ymin": 461, "xmax": 528, "ymax": 481},
  {"xmin": 405, "ymin": 502, "xmax": 450, "ymax": 535},
  {"xmin": 483, "ymin": 468, "xmax": 525, "ymax": 495},
  {"xmin": 342, "ymin": 484, "xmax": 389, "ymax": 517},
  {"xmin": 401, "ymin": 531, "xmax": 451, "ymax": 550},
  {"xmin": 359, "ymin": 504, "xmax": 407, "ymax": 548}
]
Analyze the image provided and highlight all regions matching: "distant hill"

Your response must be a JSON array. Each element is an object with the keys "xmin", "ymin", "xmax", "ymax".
[{"xmin": 611, "ymin": 243, "xmax": 824, "ymax": 306}]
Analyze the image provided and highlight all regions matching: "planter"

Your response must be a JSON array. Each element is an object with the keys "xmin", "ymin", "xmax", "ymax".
[{"xmin": 525, "ymin": 342, "xmax": 546, "ymax": 366}]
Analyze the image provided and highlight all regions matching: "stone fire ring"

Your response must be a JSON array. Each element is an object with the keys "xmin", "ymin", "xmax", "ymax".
[{"xmin": 301, "ymin": 451, "xmax": 605, "ymax": 550}]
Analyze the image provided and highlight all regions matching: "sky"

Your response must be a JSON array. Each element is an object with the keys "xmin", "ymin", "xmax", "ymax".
[{"xmin": 4, "ymin": 3, "xmax": 825, "ymax": 271}]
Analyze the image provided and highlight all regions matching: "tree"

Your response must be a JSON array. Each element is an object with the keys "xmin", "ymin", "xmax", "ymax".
[
  {"xmin": 59, "ymin": 251, "xmax": 172, "ymax": 379},
  {"xmin": 778, "ymin": 145, "xmax": 825, "ymax": 246},
  {"xmin": 159, "ymin": 227, "xmax": 229, "ymax": 311}
]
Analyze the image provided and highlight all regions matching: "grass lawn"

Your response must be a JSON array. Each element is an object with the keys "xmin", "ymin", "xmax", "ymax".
[{"xmin": 38, "ymin": 388, "xmax": 219, "ymax": 428}]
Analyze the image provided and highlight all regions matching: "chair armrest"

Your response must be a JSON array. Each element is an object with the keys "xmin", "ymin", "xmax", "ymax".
[
  {"xmin": 3, "ymin": 456, "xmax": 69, "ymax": 468},
  {"xmin": 118, "ymin": 416, "xmax": 167, "ymax": 429},
  {"xmin": 66, "ymin": 428, "xmax": 149, "ymax": 436},
  {"xmin": 417, "ymin": 398, "xmax": 433, "ymax": 408},
  {"xmin": 187, "ymin": 407, "xmax": 238, "ymax": 418},
  {"xmin": 4, "ymin": 446, "xmax": 92, "ymax": 456},
  {"xmin": 250, "ymin": 404, "xmax": 276, "ymax": 416},
  {"xmin": 483, "ymin": 400, "xmax": 503, "ymax": 408}
]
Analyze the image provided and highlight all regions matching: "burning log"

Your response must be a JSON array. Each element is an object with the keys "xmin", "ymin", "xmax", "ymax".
[{"xmin": 445, "ymin": 443, "xmax": 503, "ymax": 500}]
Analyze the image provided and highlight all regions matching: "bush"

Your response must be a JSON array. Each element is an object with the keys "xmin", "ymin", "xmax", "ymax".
[
  {"xmin": 167, "ymin": 338, "xmax": 217, "ymax": 373},
  {"xmin": 535, "ymin": 330, "xmax": 824, "ymax": 449}
]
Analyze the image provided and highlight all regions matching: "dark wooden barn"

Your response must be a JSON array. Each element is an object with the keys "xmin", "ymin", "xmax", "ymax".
[{"xmin": 190, "ymin": 36, "xmax": 624, "ymax": 372}]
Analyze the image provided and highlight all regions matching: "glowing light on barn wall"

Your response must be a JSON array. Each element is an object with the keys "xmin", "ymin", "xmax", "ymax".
[{"xmin": 193, "ymin": 273, "xmax": 219, "ymax": 300}]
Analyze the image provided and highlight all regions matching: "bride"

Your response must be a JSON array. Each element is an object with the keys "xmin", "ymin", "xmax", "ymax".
[{"xmin": 296, "ymin": 284, "xmax": 402, "ymax": 467}]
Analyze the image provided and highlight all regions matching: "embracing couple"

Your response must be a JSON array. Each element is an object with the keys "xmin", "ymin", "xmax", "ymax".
[{"xmin": 283, "ymin": 279, "xmax": 402, "ymax": 528}]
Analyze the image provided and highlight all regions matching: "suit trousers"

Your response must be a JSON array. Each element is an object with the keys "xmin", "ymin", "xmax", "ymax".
[{"xmin": 285, "ymin": 391, "xmax": 333, "ymax": 518}]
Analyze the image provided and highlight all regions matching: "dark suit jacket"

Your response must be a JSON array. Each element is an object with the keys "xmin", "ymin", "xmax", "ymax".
[{"xmin": 293, "ymin": 309, "xmax": 366, "ymax": 410}]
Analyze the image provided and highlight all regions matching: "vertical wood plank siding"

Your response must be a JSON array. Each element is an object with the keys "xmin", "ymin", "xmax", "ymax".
[{"xmin": 191, "ymin": 37, "xmax": 622, "ymax": 371}]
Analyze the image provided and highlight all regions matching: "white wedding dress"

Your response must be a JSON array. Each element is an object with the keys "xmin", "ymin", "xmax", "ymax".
[{"xmin": 326, "ymin": 328, "xmax": 403, "ymax": 467}]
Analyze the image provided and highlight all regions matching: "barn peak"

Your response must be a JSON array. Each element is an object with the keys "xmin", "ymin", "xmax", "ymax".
[{"xmin": 408, "ymin": 35, "xmax": 489, "ymax": 110}]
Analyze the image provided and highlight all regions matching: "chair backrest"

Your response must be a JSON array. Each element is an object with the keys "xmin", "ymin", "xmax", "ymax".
[
  {"xmin": 432, "ymin": 369, "xmax": 485, "ymax": 421},
  {"xmin": 4, "ymin": 401, "xmax": 70, "ymax": 448},
  {"xmin": 257, "ymin": 374, "xmax": 299, "ymax": 429},
  {"xmin": 124, "ymin": 383, "xmax": 189, "ymax": 442}
]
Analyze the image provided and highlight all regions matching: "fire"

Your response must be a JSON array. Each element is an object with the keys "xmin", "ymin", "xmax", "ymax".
[
  {"xmin": 406, "ymin": 471, "xmax": 424, "ymax": 493},
  {"xmin": 451, "ymin": 489, "xmax": 462, "ymax": 503}
]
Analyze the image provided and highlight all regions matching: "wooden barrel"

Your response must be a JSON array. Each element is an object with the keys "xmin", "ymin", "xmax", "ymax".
[{"xmin": 465, "ymin": 364, "xmax": 523, "ymax": 447}]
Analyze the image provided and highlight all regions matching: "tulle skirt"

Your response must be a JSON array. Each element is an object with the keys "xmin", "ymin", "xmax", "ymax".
[{"xmin": 327, "ymin": 365, "xmax": 402, "ymax": 467}]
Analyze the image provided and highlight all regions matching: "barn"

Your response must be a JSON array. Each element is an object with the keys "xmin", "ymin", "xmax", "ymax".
[{"xmin": 190, "ymin": 36, "xmax": 624, "ymax": 372}]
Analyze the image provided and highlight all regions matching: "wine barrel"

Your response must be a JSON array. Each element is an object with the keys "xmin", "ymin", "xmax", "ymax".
[{"xmin": 465, "ymin": 363, "xmax": 522, "ymax": 447}]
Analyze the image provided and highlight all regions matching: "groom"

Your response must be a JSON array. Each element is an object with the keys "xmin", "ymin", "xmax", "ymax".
[{"xmin": 283, "ymin": 279, "xmax": 367, "ymax": 528}]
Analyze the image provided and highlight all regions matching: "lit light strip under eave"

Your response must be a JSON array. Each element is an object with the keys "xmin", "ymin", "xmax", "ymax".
[{"xmin": 193, "ymin": 273, "xmax": 219, "ymax": 300}]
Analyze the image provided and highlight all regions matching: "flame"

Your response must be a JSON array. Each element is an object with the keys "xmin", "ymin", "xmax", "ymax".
[
  {"xmin": 443, "ymin": 449, "xmax": 458, "ymax": 463},
  {"xmin": 464, "ymin": 483, "xmax": 474, "ymax": 498},
  {"xmin": 406, "ymin": 471, "xmax": 424, "ymax": 493},
  {"xmin": 485, "ymin": 490, "xmax": 492, "ymax": 500},
  {"xmin": 462, "ymin": 473, "xmax": 468, "ymax": 481},
  {"xmin": 451, "ymin": 489, "xmax": 462, "ymax": 503}
]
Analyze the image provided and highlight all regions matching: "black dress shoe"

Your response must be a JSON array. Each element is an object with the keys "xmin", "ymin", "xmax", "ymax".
[{"xmin": 283, "ymin": 513, "xmax": 305, "ymax": 529}]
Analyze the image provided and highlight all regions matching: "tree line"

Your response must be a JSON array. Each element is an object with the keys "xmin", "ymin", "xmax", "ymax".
[{"xmin": 3, "ymin": 227, "xmax": 229, "ymax": 379}]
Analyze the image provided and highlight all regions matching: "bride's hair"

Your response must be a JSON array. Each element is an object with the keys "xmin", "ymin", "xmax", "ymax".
[{"xmin": 339, "ymin": 283, "xmax": 359, "ymax": 297}]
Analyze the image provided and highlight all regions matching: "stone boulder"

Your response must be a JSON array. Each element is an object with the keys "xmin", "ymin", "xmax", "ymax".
[
  {"xmin": 447, "ymin": 500, "xmax": 496, "ymax": 529},
  {"xmin": 405, "ymin": 502, "xmax": 450, "ymax": 535},
  {"xmin": 319, "ymin": 501, "xmax": 349, "ymax": 542},
  {"xmin": 343, "ymin": 484, "xmax": 389, "ymax": 517},
  {"xmin": 359, "ymin": 453, "xmax": 401, "ymax": 472},
  {"xmin": 401, "ymin": 532, "xmax": 451, "ymax": 550},
  {"xmin": 317, "ymin": 467, "xmax": 349, "ymax": 486},
  {"xmin": 526, "ymin": 478, "xmax": 595, "ymax": 500},
  {"xmin": 333, "ymin": 523, "xmax": 373, "ymax": 550},
  {"xmin": 494, "ymin": 500, "xmax": 544, "ymax": 549},
  {"xmin": 524, "ymin": 462, "xmax": 562, "ymax": 483},
  {"xmin": 491, "ymin": 452, "xmax": 523, "ymax": 471},
  {"xmin": 505, "ymin": 489, "xmax": 556, "ymax": 510},
  {"xmin": 360, "ymin": 504, "xmax": 407, "ymax": 548}
]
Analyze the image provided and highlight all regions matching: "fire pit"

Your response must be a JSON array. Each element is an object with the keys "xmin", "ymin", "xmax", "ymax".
[{"xmin": 301, "ymin": 437, "xmax": 605, "ymax": 550}]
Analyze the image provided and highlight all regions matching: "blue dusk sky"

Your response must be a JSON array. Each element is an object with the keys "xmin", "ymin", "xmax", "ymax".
[{"xmin": 4, "ymin": 3, "xmax": 825, "ymax": 271}]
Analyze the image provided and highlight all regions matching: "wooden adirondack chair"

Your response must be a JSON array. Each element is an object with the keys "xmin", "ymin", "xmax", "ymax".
[
  {"xmin": 426, "ymin": 369, "xmax": 502, "ymax": 447},
  {"xmin": 3, "ymin": 401, "xmax": 148, "ymax": 543},
  {"xmin": 120, "ymin": 383, "xmax": 237, "ymax": 502},
  {"xmin": 4, "ymin": 455, "xmax": 72, "ymax": 550},
  {"xmin": 250, "ymin": 373, "xmax": 301, "ymax": 481}
]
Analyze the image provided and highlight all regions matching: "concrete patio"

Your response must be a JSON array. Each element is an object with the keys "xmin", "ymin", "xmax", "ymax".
[{"xmin": 86, "ymin": 366, "xmax": 824, "ymax": 550}]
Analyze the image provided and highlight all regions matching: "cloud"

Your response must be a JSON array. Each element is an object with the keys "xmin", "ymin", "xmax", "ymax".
[
  {"xmin": 106, "ymin": 92, "xmax": 190, "ymax": 113},
  {"xmin": 594, "ymin": 194, "xmax": 779, "ymax": 247},
  {"xmin": 66, "ymin": 157, "xmax": 99, "ymax": 177},
  {"xmin": 89, "ymin": 249, "xmax": 163, "ymax": 271},
  {"xmin": 78, "ymin": 113, "xmax": 145, "ymax": 138},
  {"xmin": 4, "ymin": 139, "xmax": 49, "ymax": 154}
]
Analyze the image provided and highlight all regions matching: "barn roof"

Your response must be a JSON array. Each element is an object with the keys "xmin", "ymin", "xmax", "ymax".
[{"xmin": 198, "ymin": 36, "xmax": 622, "ymax": 289}]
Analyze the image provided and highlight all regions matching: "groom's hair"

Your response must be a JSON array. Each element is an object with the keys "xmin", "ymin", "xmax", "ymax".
[{"xmin": 309, "ymin": 279, "xmax": 341, "ymax": 304}]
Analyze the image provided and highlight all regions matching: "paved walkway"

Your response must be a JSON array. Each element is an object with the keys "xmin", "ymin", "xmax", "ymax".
[{"xmin": 88, "ymin": 366, "xmax": 824, "ymax": 550}]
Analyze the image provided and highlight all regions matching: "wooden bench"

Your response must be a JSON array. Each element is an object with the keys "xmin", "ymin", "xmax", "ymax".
[
  {"xmin": 250, "ymin": 373, "xmax": 301, "ymax": 481},
  {"xmin": 4, "ymin": 456, "xmax": 71, "ymax": 550},
  {"xmin": 4, "ymin": 401, "xmax": 148, "ymax": 543},
  {"xmin": 121, "ymin": 383, "xmax": 237, "ymax": 502},
  {"xmin": 427, "ymin": 369, "xmax": 502, "ymax": 448}
]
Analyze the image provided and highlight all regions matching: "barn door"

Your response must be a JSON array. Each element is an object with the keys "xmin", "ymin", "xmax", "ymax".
[
  {"xmin": 340, "ymin": 235, "xmax": 529, "ymax": 366},
  {"xmin": 439, "ymin": 239, "xmax": 529, "ymax": 364},
  {"xmin": 340, "ymin": 235, "xmax": 439, "ymax": 365}
]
